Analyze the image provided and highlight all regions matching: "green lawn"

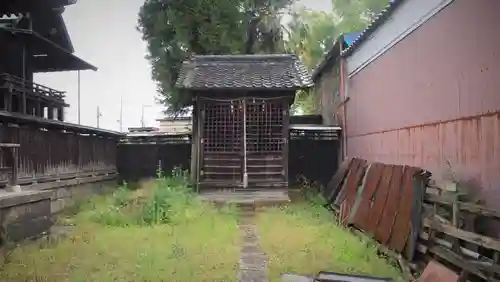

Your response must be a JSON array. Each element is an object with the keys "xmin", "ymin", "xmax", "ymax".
[
  {"xmin": 0, "ymin": 177, "xmax": 403, "ymax": 282},
  {"xmin": 0, "ymin": 175, "xmax": 240, "ymax": 282},
  {"xmin": 257, "ymin": 197, "xmax": 403, "ymax": 282}
]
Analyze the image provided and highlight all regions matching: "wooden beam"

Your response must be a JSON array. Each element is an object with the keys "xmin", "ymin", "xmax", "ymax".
[
  {"xmin": 428, "ymin": 246, "xmax": 497, "ymax": 281},
  {"xmin": 423, "ymin": 218, "xmax": 500, "ymax": 251},
  {"xmin": 0, "ymin": 143, "xmax": 20, "ymax": 148},
  {"xmin": 425, "ymin": 193, "xmax": 500, "ymax": 218}
]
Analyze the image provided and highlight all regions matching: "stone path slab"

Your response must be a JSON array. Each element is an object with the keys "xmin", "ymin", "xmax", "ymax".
[{"xmin": 237, "ymin": 204, "xmax": 269, "ymax": 282}]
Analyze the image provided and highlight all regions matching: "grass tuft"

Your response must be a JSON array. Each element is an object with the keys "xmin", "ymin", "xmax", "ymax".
[{"xmin": 257, "ymin": 187, "xmax": 403, "ymax": 282}]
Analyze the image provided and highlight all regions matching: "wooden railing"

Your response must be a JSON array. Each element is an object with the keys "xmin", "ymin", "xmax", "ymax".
[
  {"xmin": 0, "ymin": 113, "xmax": 122, "ymax": 189},
  {"xmin": 0, "ymin": 73, "xmax": 66, "ymax": 102}
]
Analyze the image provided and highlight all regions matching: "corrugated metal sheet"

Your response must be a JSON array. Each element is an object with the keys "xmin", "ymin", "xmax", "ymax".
[
  {"xmin": 349, "ymin": 163, "xmax": 385, "ymax": 231},
  {"xmin": 345, "ymin": 0, "xmax": 500, "ymax": 207},
  {"xmin": 388, "ymin": 166, "xmax": 421, "ymax": 253},
  {"xmin": 375, "ymin": 165, "xmax": 404, "ymax": 245},
  {"xmin": 332, "ymin": 159, "xmax": 427, "ymax": 258},
  {"xmin": 347, "ymin": 114, "xmax": 500, "ymax": 207}
]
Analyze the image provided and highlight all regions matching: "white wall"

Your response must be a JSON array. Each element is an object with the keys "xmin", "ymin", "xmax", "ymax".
[{"xmin": 158, "ymin": 120, "xmax": 192, "ymax": 133}]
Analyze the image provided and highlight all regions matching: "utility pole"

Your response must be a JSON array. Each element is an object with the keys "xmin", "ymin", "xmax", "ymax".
[
  {"xmin": 119, "ymin": 94, "xmax": 123, "ymax": 132},
  {"xmin": 96, "ymin": 106, "xmax": 102, "ymax": 128},
  {"xmin": 141, "ymin": 104, "xmax": 151, "ymax": 128},
  {"xmin": 77, "ymin": 70, "xmax": 81, "ymax": 124}
]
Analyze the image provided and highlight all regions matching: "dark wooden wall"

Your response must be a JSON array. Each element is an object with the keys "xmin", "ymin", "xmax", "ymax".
[
  {"xmin": 117, "ymin": 122, "xmax": 340, "ymax": 189},
  {"xmin": 0, "ymin": 113, "xmax": 121, "ymax": 188},
  {"xmin": 288, "ymin": 134, "xmax": 339, "ymax": 188},
  {"xmin": 117, "ymin": 134, "xmax": 191, "ymax": 182}
]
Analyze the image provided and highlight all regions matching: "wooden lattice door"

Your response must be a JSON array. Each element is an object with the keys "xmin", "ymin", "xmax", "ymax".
[
  {"xmin": 244, "ymin": 98, "xmax": 287, "ymax": 188},
  {"xmin": 200, "ymin": 99, "xmax": 244, "ymax": 187},
  {"xmin": 199, "ymin": 97, "xmax": 288, "ymax": 189}
]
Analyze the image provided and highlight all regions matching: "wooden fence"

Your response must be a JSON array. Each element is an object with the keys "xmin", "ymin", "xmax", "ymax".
[
  {"xmin": 117, "ymin": 134, "xmax": 191, "ymax": 182},
  {"xmin": 117, "ymin": 124, "xmax": 340, "ymax": 187},
  {"xmin": 288, "ymin": 126, "xmax": 339, "ymax": 188},
  {"xmin": 0, "ymin": 112, "xmax": 121, "ymax": 188}
]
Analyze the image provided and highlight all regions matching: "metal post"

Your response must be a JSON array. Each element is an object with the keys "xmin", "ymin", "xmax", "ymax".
[
  {"xmin": 77, "ymin": 70, "xmax": 81, "ymax": 124},
  {"xmin": 141, "ymin": 104, "xmax": 151, "ymax": 128},
  {"xmin": 96, "ymin": 106, "xmax": 101, "ymax": 128},
  {"xmin": 141, "ymin": 105, "xmax": 145, "ymax": 127},
  {"xmin": 119, "ymin": 93, "xmax": 123, "ymax": 132}
]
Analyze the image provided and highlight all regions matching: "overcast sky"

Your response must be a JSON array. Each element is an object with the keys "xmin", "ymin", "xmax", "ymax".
[{"xmin": 35, "ymin": 0, "xmax": 331, "ymax": 132}]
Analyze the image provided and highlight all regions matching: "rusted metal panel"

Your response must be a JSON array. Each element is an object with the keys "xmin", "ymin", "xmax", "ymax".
[
  {"xmin": 365, "ymin": 165, "xmax": 393, "ymax": 236},
  {"xmin": 332, "ymin": 158, "xmax": 429, "ymax": 257},
  {"xmin": 418, "ymin": 261, "xmax": 459, "ymax": 282},
  {"xmin": 336, "ymin": 158, "xmax": 367, "ymax": 224},
  {"xmin": 348, "ymin": 114, "xmax": 500, "ymax": 209},
  {"xmin": 344, "ymin": 0, "xmax": 500, "ymax": 207},
  {"xmin": 346, "ymin": 0, "xmax": 500, "ymax": 138},
  {"xmin": 323, "ymin": 157, "xmax": 353, "ymax": 203},
  {"xmin": 335, "ymin": 158, "xmax": 362, "ymax": 206},
  {"xmin": 349, "ymin": 162, "xmax": 384, "ymax": 231},
  {"xmin": 388, "ymin": 166, "xmax": 421, "ymax": 252},
  {"xmin": 375, "ymin": 165, "xmax": 404, "ymax": 245}
]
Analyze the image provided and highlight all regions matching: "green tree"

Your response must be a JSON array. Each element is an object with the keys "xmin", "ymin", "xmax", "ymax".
[
  {"xmin": 285, "ymin": 7, "xmax": 339, "ymax": 70},
  {"xmin": 331, "ymin": 0, "xmax": 389, "ymax": 32},
  {"xmin": 285, "ymin": 0, "xmax": 388, "ymax": 114},
  {"xmin": 285, "ymin": 7, "xmax": 339, "ymax": 115},
  {"xmin": 138, "ymin": 0, "xmax": 293, "ymax": 115}
]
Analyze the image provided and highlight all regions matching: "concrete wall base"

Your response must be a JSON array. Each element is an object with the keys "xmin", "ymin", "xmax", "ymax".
[{"xmin": 0, "ymin": 175, "xmax": 117, "ymax": 260}]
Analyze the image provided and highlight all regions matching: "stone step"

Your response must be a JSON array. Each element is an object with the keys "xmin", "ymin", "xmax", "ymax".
[
  {"xmin": 241, "ymin": 244, "xmax": 261, "ymax": 254},
  {"xmin": 238, "ymin": 270, "xmax": 268, "ymax": 282},
  {"xmin": 237, "ymin": 213, "xmax": 269, "ymax": 282}
]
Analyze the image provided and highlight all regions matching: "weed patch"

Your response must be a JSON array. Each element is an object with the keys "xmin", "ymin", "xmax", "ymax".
[
  {"xmin": 257, "ymin": 196, "xmax": 403, "ymax": 282},
  {"xmin": 0, "ymin": 169, "xmax": 240, "ymax": 281}
]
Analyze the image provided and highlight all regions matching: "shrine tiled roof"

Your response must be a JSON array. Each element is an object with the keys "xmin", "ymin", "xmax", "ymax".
[{"xmin": 175, "ymin": 54, "xmax": 313, "ymax": 90}]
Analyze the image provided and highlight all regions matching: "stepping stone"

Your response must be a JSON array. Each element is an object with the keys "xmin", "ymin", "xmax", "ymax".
[{"xmin": 237, "ymin": 205, "xmax": 269, "ymax": 281}]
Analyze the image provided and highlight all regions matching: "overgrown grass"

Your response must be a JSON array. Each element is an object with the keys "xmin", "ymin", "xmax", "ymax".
[
  {"xmin": 0, "ymin": 169, "xmax": 240, "ymax": 281},
  {"xmin": 257, "ymin": 189, "xmax": 403, "ymax": 282}
]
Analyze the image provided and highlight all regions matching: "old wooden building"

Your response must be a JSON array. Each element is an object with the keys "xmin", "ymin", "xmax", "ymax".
[
  {"xmin": 0, "ymin": 1, "xmax": 96, "ymax": 120},
  {"xmin": 175, "ymin": 54, "xmax": 313, "ymax": 190},
  {"xmin": 0, "ymin": 0, "xmax": 120, "ymax": 193}
]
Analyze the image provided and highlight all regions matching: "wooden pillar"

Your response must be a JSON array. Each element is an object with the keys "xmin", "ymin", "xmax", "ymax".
[
  {"xmin": 58, "ymin": 107, "xmax": 64, "ymax": 121},
  {"xmin": 2, "ymin": 123, "xmax": 20, "ymax": 192},
  {"xmin": 5, "ymin": 85, "xmax": 12, "ymax": 112},
  {"xmin": 190, "ymin": 99, "xmax": 199, "ymax": 186},
  {"xmin": 47, "ymin": 104, "xmax": 54, "ymax": 119},
  {"xmin": 10, "ymin": 146, "xmax": 19, "ymax": 188},
  {"xmin": 26, "ymin": 99, "xmax": 33, "ymax": 115},
  {"xmin": 35, "ymin": 100, "xmax": 42, "ymax": 117},
  {"xmin": 21, "ymin": 91, "xmax": 26, "ymax": 114},
  {"xmin": 282, "ymin": 101, "xmax": 290, "ymax": 186},
  {"xmin": 21, "ymin": 42, "xmax": 27, "ymax": 115}
]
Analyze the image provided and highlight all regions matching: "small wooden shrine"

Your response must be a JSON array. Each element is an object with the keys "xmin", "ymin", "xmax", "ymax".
[{"xmin": 175, "ymin": 54, "xmax": 313, "ymax": 190}]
